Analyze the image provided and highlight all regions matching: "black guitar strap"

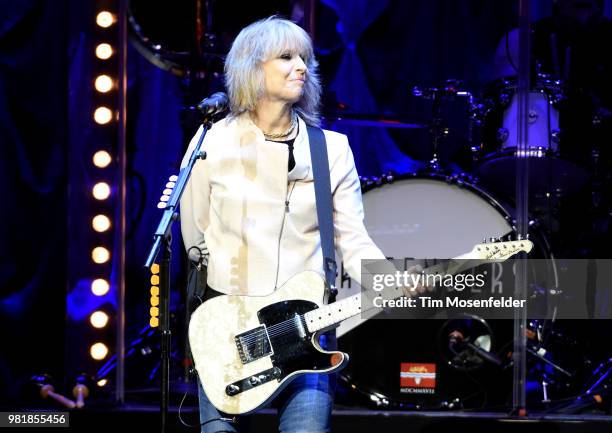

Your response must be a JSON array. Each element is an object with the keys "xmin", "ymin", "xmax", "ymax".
[{"xmin": 306, "ymin": 125, "xmax": 338, "ymax": 304}]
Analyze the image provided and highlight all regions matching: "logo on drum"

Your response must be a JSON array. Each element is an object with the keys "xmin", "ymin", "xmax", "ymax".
[{"xmin": 400, "ymin": 363, "xmax": 436, "ymax": 394}]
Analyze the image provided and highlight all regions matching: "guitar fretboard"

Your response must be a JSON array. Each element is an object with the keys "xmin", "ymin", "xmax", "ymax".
[{"xmin": 302, "ymin": 243, "xmax": 529, "ymax": 334}]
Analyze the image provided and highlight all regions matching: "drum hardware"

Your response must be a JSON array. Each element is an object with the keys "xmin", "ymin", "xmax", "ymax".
[
  {"xmin": 440, "ymin": 315, "xmax": 501, "ymax": 371},
  {"xmin": 475, "ymin": 76, "xmax": 588, "ymax": 200},
  {"xmin": 128, "ymin": 0, "xmax": 226, "ymax": 76},
  {"xmin": 412, "ymin": 80, "xmax": 475, "ymax": 173},
  {"xmin": 322, "ymin": 113, "xmax": 426, "ymax": 130},
  {"xmin": 337, "ymin": 174, "xmax": 559, "ymax": 409}
]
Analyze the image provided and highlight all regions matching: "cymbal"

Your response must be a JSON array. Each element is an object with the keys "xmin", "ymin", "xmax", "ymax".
[{"xmin": 322, "ymin": 114, "xmax": 426, "ymax": 129}]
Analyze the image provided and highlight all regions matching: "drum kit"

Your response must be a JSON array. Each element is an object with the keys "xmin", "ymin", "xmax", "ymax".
[{"xmin": 329, "ymin": 77, "xmax": 612, "ymax": 412}]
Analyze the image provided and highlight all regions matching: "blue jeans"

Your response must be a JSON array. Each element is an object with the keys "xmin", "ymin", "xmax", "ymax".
[{"xmin": 197, "ymin": 333, "xmax": 336, "ymax": 433}]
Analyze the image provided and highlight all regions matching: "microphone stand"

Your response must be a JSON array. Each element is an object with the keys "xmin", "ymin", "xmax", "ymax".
[{"xmin": 144, "ymin": 111, "xmax": 215, "ymax": 433}]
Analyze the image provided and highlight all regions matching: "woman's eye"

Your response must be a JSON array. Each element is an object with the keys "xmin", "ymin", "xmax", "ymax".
[{"xmin": 280, "ymin": 52, "xmax": 292, "ymax": 60}]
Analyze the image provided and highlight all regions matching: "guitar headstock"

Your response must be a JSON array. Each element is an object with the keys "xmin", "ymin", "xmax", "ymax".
[{"xmin": 469, "ymin": 239, "xmax": 534, "ymax": 261}]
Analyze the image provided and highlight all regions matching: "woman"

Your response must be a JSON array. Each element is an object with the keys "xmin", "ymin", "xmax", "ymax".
[{"xmin": 180, "ymin": 16, "xmax": 389, "ymax": 433}]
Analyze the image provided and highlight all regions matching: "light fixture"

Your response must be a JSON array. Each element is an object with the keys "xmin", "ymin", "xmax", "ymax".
[
  {"xmin": 90, "ymin": 342, "xmax": 109, "ymax": 360},
  {"xmin": 92, "ymin": 214, "xmax": 111, "ymax": 232},
  {"xmin": 96, "ymin": 11, "xmax": 116, "ymax": 28},
  {"xmin": 92, "ymin": 182, "xmax": 111, "ymax": 200},
  {"xmin": 94, "ymin": 75, "xmax": 114, "ymax": 93},
  {"xmin": 91, "ymin": 278, "xmax": 110, "ymax": 296},
  {"xmin": 90, "ymin": 311, "xmax": 109, "ymax": 328},
  {"xmin": 92, "ymin": 247, "xmax": 110, "ymax": 264},
  {"xmin": 95, "ymin": 43, "xmax": 113, "ymax": 60},
  {"xmin": 93, "ymin": 150, "xmax": 112, "ymax": 168},
  {"xmin": 94, "ymin": 106, "xmax": 113, "ymax": 125}
]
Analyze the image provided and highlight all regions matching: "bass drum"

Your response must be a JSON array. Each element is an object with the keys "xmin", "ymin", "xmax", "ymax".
[{"xmin": 335, "ymin": 174, "xmax": 554, "ymax": 409}]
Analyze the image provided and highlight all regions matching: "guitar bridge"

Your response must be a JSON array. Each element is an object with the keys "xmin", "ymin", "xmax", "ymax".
[{"xmin": 235, "ymin": 325, "xmax": 273, "ymax": 364}]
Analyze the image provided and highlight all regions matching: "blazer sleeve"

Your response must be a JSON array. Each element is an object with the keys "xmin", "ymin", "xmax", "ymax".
[{"xmin": 329, "ymin": 133, "xmax": 388, "ymax": 286}]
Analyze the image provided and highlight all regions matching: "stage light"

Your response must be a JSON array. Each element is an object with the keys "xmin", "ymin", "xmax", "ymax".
[
  {"xmin": 92, "ymin": 182, "xmax": 110, "ymax": 200},
  {"xmin": 93, "ymin": 150, "xmax": 112, "ymax": 168},
  {"xmin": 91, "ymin": 278, "xmax": 110, "ymax": 296},
  {"xmin": 96, "ymin": 379, "xmax": 108, "ymax": 387},
  {"xmin": 92, "ymin": 214, "xmax": 111, "ymax": 232},
  {"xmin": 150, "ymin": 264, "xmax": 160, "ymax": 327},
  {"xmin": 90, "ymin": 311, "xmax": 109, "ymax": 328},
  {"xmin": 95, "ymin": 43, "xmax": 113, "ymax": 60},
  {"xmin": 92, "ymin": 247, "xmax": 110, "ymax": 264},
  {"xmin": 90, "ymin": 342, "xmax": 109, "ymax": 360},
  {"xmin": 96, "ymin": 11, "xmax": 116, "ymax": 28},
  {"xmin": 94, "ymin": 75, "xmax": 113, "ymax": 93},
  {"xmin": 94, "ymin": 106, "xmax": 112, "ymax": 124}
]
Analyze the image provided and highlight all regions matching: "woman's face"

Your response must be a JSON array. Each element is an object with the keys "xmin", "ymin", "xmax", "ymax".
[{"xmin": 261, "ymin": 50, "xmax": 307, "ymax": 104}]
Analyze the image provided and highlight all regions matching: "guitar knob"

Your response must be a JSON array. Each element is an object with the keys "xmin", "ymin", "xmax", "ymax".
[
  {"xmin": 226, "ymin": 384, "xmax": 240, "ymax": 396},
  {"xmin": 249, "ymin": 376, "xmax": 260, "ymax": 386}
]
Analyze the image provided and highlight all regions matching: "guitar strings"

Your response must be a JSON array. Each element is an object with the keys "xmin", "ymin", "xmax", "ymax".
[
  {"xmin": 239, "ymin": 296, "xmax": 358, "ymax": 347},
  {"xmin": 238, "ymin": 301, "xmax": 352, "ymax": 349}
]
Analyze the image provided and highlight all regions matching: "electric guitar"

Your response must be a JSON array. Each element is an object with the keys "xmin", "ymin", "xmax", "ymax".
[{"xmin": 188, "ymin": 240, "xmax": 533, "ymax": 414}]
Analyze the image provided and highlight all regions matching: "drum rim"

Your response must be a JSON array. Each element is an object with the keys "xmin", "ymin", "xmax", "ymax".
[{"xmin": 361, "ymin": 172, "xmax": 514, "ymax": 230}]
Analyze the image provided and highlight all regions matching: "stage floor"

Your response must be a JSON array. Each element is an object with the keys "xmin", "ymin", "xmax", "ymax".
[{"xmin": 30, "ymin": 402, "xmax": 612, "ymax": 432}]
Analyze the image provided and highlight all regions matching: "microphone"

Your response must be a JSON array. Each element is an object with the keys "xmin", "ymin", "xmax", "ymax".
[
  {"xmin": 196, "ymin": 92, "xmax": 229, "ymax": 116},
  {"xmin": 448, "ymin": 330, "xmax": 502, "ymax": 366}
]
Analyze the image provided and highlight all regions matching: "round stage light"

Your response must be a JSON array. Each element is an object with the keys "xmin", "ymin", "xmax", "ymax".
[
  {"xmin": 93, "ymin": 150, "xmax": 112, "ymax": 168},
  {"xmin": 95, "ymin": 43, "xmax": 113, "ymax": 60},
  {"xmin": 90, "ymin": 342, "xmax": 109, "ymax": 360},
  {"xmin": 92, "ymin": 214, "xmax": 111, "ymax": 232},
  {"xmin": 92, "ymin": 182, "xmax": 111, "ymax": 200},
  {"xmin": 94, "ymin": 106, "xmax": 113, "ymax": 124},
  {"xmin": 94, "ymin": 75, "xmax": 113, "ymax": 93},
  {"xmin": 92, "ymin": 247, "xmax": 110, "ymax": 264},
  {"xmin": 90, "ymin": 311, "xmax": 109, "ymax": 328},
  {"xmin": 96, "ymin": 11, "xmax": 116, "ymax": 28},
  {"xmin": 91, "ymin": 279, "xmax": 110, "ymax": 296}
]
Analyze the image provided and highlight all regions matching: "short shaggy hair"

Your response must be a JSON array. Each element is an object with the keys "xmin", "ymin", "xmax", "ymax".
[{"xmin": 224, "ymin": 16, "xmax": 321, "ymax": 126}]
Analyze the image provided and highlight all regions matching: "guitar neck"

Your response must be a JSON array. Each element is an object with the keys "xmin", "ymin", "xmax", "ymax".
[{"xmin": 303, "ymin": 257, "xmax": 477, "ymax": 334}]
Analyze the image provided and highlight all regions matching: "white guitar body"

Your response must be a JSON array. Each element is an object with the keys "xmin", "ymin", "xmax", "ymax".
[{"xmin": 188, "ymin": 270, "xmax": 347, "ymax": 415}]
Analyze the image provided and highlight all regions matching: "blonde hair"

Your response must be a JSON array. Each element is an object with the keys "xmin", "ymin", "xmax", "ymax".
[{"xmin": 224, "ymin": 16, "xmax": 321, "ymax": 126}]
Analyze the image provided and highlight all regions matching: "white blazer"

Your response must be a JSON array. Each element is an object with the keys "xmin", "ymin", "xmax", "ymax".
[{"xmin": 180, "ymin": 112, "xmax": 386, "ymax": 296}]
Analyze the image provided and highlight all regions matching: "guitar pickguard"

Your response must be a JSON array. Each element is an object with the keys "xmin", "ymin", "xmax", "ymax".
[{"xmin": 225, "ymin": 299, "xmax": 336, "ymax": 397}]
